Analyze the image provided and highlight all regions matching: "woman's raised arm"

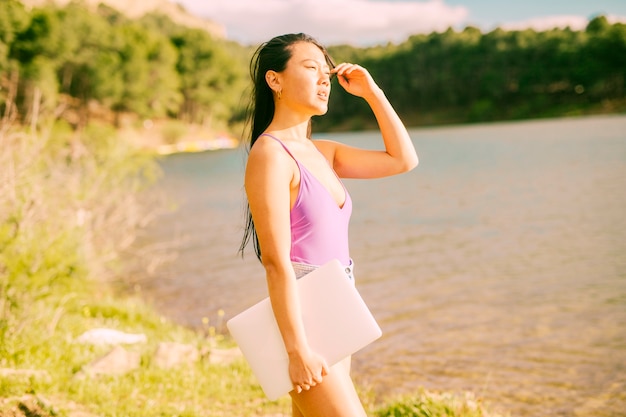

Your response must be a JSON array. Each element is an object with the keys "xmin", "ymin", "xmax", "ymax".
[{"xmin": 316, "ymin": 63, "xmax": 418, "ymax": 179}]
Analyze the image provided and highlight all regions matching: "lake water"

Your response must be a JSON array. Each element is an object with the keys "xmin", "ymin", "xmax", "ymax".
[{"xmin": 129, "ymin": 115, "xmax": 626, "ymax": 417}]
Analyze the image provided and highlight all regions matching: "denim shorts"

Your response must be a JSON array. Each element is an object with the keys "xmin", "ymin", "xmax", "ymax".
[{"xmin": 291, "ymin": 259, "xmax": 355, "ymax": 283}]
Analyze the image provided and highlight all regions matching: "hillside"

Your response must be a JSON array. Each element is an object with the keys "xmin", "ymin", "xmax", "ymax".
[{"xmin": 20, "ymin": 0, "xmax": 226, "ymax": 38}]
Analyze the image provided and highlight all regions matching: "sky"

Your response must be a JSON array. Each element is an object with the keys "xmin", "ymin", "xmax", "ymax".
[{"xmin": 176, "ymin": 0, "xmax": 626, "ymax": 46}]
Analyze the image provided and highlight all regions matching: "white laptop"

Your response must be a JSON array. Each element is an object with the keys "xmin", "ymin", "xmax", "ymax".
[{"xmin": 226, "ymin": 259, "xmax": 382, "ymax": 400}]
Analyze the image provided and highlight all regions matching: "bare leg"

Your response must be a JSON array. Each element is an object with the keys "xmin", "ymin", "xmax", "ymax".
[{"xmin": 290, "ymin": 356, "xmax": 366, "ymax": 417}]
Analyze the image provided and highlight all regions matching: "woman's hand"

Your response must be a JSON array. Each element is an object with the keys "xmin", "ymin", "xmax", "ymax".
[
  {"xmin": 288, "ymin": 347, "xmax": 329, "ymax": 393},
  {"xmin": 332, "ymin": 63, "xmax": 381, "ymax": 100}
]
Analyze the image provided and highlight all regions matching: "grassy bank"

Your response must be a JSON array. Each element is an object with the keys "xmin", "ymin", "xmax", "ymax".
[{"xmin": 0, "ymin": 122, "xmax": 504, "ymax": 416}]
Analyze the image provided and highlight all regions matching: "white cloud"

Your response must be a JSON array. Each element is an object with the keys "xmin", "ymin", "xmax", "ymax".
[
  {"xmin": 607, "ymin": 15, "xmax": 626, "ymax": 25},
  {"xmin": 180, "ymin": 0, "xmax": 469, "ymax": 46},
  {"xmin": 178, "ymin": 0, "xmax": 626, "ymax": 45},
  {"xmin": 497, "ymin": 14, "xmax": 626, "ymax": 32},
  {"xmin": 499, "ymin": 15, "xmax": 590, "ymax": 32}
]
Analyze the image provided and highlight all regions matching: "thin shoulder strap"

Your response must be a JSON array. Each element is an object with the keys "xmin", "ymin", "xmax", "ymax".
[{"xmin": 259, "ymin": 133, "xmax": 296, "ymax": 160}]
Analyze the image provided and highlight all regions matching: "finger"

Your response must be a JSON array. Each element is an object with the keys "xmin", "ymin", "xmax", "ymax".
[
  {"xmin": 332, "ymin": 63, "xmax": 355, "ymax": 77},
  {"xmin": 294, "ymin": 384, "xmax": 302, "ymax": 394},
  {"xmin": 338, "ymin": 64, "xmax": 361, "ymax": 75},
  {"xmin": 302, "ymin": 383, "xmax": 311, "ymax": 391},
  {"xmin": 321, "ymin": 361, "xmax": 330, "ymax": 376},
  {"xmin": 331, "ymin": 62, "xmax": 352, "ymax": 72}
]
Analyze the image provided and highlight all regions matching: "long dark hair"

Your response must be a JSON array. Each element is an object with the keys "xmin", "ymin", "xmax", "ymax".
[{"xmin": 239, "ymin": 33, "xmax": 335, "ymax": 262}]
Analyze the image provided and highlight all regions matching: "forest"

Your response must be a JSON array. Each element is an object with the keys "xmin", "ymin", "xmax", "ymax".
[
  {"xmin": 0, "ymin": 0, "xmax": 250, "ymax": 135},
  {"xmin": 322, "ymin": 17, "xmax": 626, "ymax": 130},
  {"xmin": 1, "ymin": 0, "xmax": 625, "ymax": 135}
]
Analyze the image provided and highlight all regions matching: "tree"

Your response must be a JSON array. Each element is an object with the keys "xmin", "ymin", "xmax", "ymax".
[
  {"xmin": 583, "ymin": 18, "xmax": 626, "ymax": 99},
  {"xmin": 54, "ymin": 2, "xmax": 123, "ymax": 126},
  {"xmin": 171, "ymin": 27, "xmax": 245, "ymax": 125},
  {"xmin": 0, "ymin": 0, "xmax": 29, "ymax": 70},
  {"xmin": 10, "ymin": 6, "xmax": 69, "ymax": 126},
  {"xmin": 111, "ymin": 22, "xmax": 181, "ymax": 118},
  {"xmin": 0, "ymin": 0, "xmax": 29, "ymax": 124}
]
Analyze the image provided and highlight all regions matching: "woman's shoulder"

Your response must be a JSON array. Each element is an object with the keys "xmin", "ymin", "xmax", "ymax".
[
  {"xmin": 311, "ymin": 138, "xmax": 336, "ymax": 147},
  {"xmin": 312, "ymin": 138, "xmax": 340, "ymax": 162},
  {"xmin": 250, "ymin": 134, "xmax": 285, "ymax": 154},
  {"xmin": 312, "ymin": 138, "xmax": 345, "ymax": 151},
  {"xmin": 248, "ymin": 134, "xmax": 294, "ymax": 167}
]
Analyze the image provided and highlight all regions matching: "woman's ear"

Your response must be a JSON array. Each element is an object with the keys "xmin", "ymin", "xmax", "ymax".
[{"xmin": 265, "ymin": 70, "xmax": 281, "ymax": 94}]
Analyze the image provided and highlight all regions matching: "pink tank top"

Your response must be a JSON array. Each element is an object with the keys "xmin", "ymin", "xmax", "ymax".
[{"xmin": 262, "ymin": 134, "xmax": 352, "ymax": 266}]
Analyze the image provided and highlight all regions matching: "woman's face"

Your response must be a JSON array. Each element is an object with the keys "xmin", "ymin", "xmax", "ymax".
[{"xmin": 278, "ymin": 41, "xmax": 332, "ymax": 116}]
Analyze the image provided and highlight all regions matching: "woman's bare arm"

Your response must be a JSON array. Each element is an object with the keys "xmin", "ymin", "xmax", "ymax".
[
  {"xmin": 244, "ymin": 137, "xmax": 328, "ymax": 392},
  {"xmin": 316, "ymin": 63, "xmax": 418, "ymax": 179}
]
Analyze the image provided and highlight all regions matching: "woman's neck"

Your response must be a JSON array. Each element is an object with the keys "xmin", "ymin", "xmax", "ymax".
[{"xmin": 265, "ymin": 120, "xmax": 311, "ymax": 142}]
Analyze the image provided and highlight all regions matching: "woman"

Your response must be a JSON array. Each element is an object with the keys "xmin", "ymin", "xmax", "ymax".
[{"xmin": 239, "ymin": 33, "xmax": 418, "ymax": 416}]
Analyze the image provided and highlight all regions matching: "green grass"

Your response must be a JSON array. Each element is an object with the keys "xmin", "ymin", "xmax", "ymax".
[
  {"xmin": 0, "ymin": 291, "xmax": 295, "ymax": 416},
  {"xmin": 375, "ymin": 390, "xmax": 506, "ymax": 417}
]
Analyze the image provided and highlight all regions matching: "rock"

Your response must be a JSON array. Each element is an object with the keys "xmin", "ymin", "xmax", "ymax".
[
  {"xmin": 153, "ymin": 342, "xmax": 199, "ymax": 369},
  {"xmin": 76, "ymin": 328, "xmax": 147, "ymax": 345},
  {"xmin": 79, "ymin": 345, "xmax": 141, "ymax": 377},
  {"xmin": 208, "ymin": 347, "xmax": 242, "ymax": 365}
]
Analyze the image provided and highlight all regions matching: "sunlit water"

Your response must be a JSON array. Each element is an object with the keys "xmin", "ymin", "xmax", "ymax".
[{"xmin": 127, "ymin": 115, "xmax": 626, "ymax": 416}]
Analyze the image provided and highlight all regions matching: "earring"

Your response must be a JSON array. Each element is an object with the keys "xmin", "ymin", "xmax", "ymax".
[{"xmin": 277, "ymin": 89, "xmax": 282, "ymax": 100}]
